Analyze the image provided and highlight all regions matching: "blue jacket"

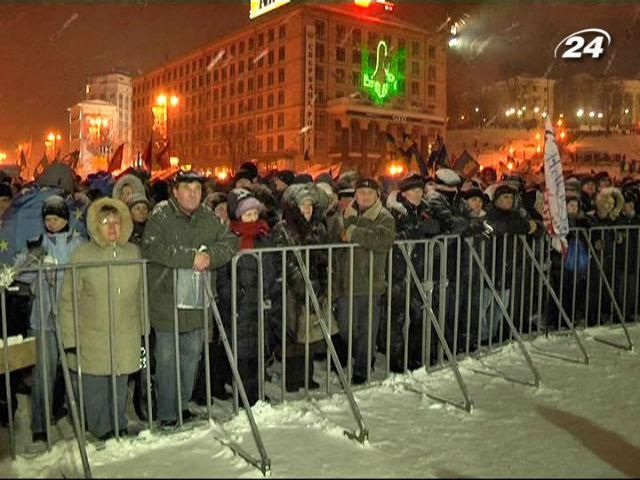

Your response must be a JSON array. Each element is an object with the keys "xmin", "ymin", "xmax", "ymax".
[{"xmin": 15, "ymin": 230, "xmax": 85, "ymax": 331}]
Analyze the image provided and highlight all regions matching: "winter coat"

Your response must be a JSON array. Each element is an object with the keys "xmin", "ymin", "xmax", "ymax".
[
  {"xmin": 15, "ymin": 230, "xmax": 84, "ymax": 331},
  {"xmin": 59, "ymin": 197, "xmax": 143, "ymax": 376},
  {"xmin": 269, "ymin": 199, "xmax": 331, "ymax": 355},
  {"xmin": 217, "ymin": 219, "xmax": 273, "ymax": 360},
  {"xmin": 129, "ymin": 221, "xmax": 145, "ymax": 246},
  {"xmin": 484, "ymin": 202, "xmax": 531, "ymax": 289},
  {"xmin": 424, "ymin": 187, "xmax": 485, "ymax": 237},
  {"xmin": 141, "ymin": 198, "xmax": 239, "ymax": 333},
  {"xmin": 336, "ymin": 198, "xmax": 396, "ymax": 298}
]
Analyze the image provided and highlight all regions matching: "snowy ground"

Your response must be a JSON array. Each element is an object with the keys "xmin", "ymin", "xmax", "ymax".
[{"xmin": 1, "ymin": 324, "xmax": 640, "ymax": 478}]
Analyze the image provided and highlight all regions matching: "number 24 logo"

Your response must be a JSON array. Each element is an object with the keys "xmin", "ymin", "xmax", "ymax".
[{"xmin": 554, "ymin": 28, "xmax": 611, "ymax": 59}]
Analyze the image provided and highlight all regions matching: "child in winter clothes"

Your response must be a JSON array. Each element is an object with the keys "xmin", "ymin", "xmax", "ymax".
[
  {"xmin": 214, "ymin": 189, "xmax": 272, "ymax": 404},
  {"xmin": 14, "ymin": 195, "xmax": 84, "ymax": 443}
]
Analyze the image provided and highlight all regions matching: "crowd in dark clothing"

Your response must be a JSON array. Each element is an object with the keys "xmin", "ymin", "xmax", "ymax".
[{"xmin": 1, "ymin": 160, "xmax": 639, "ymax": 444}]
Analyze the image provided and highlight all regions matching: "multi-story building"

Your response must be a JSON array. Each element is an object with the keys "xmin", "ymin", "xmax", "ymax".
[
  {"xmin": 476, "ymin": 75, "xmax": 555, "ymax": 129},
  {"xmin": 131, "ymin": 1, "xmax": 446, "ymax": 175},
  {"xmin": 85, "ymin": 71, "xmax": 133, "ymax": 162},
  {"xmin": 68, "ymin": 100, "xmax": 117, "ymax": 176}
]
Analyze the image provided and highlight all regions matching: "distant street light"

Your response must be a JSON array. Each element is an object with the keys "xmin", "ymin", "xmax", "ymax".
[
  {"xmin": 589, "ymin": 111, "xmax": 595, "ymax": 118},
  {"xmin": 577, "ymin": 109, "xmax": 584, "ymax": 117}
]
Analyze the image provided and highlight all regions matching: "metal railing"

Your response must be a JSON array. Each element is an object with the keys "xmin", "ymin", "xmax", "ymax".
[{"xmin": 2, "ymin": 225, "xmax": 639, "ymax": 474}]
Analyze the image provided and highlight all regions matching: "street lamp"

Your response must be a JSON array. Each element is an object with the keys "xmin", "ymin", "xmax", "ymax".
[
  {"xmin": 577, "ymin": 109, "xmax": 584, "ymax": 117},
  {"xmin": 45, "ymin": 131, "xmax": 62, "ymax": 156},
  {"xmin": 155, "ymin": 94, "xmax": 179, "ymax": 161}
]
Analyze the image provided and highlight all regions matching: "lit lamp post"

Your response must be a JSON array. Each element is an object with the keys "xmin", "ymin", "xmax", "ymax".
[
  {"xmin": 46, "ymin": 131, "xmax": 62, "ymax": 157},
  {"xmin": 155, "ymin": 94, "xmax": 179, "ymax": 160}
]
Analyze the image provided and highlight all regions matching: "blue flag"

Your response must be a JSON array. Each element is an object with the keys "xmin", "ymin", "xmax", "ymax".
[{"xmin": 0, "ymin": 187, "xmax": 87, "ymax": 266}]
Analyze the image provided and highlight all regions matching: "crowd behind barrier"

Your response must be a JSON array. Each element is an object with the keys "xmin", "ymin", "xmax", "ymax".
[{"xmin": 1, "ymin": 160, "xmax": 639, "ymax": 468}]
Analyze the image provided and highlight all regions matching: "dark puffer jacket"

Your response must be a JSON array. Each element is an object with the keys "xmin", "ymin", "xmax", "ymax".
[
  {"xmin": 385, "ymin": 191, "xmax": 440, "ymax": 368},
  {"xmin": 269, "ymin": 192, "xmax": 330, "ymax": 356},
  {"xmin": 216, "ymin": 219, "xmax": 273, "ymax": 360}
]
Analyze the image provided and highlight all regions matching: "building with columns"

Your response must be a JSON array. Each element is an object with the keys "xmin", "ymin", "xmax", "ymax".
[{"xmin": 131, "ymin": 1, "xmax": 446, "ymax": 175}]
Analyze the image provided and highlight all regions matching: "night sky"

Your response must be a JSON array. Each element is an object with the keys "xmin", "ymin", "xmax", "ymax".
[{"xmin": 1, "ymin": 1, "xmax": 638, "ymax": 159}]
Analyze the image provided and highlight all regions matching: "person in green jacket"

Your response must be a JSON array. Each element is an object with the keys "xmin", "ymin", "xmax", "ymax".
[
  {"xmin": 336, "ymin": 178, "xmax": 396, "ymax": 385},
  {"xmin": 141, "ymin": 170, "xmax": 239, "ymax": 427},
  {"xmin": 59, "ymin": 197, "xmax": 142, "ymax": 440}
]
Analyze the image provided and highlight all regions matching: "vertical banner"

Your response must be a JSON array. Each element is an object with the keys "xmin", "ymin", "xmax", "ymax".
[
  {"xmin": 303, "ymin": 24, "xmax": 316, "ymax": 161},
  {"xmin": 542, "ymin": 117, "xmax": 569, "ymax": 254}
]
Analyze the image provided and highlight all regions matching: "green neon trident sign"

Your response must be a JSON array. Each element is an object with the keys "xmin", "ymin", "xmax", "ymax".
[{"xmin": 361, "ymin": 40, "xmax": 404, "ymax": 104}]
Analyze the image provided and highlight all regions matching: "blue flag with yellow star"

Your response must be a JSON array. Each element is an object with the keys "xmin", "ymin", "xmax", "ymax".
[{"xmin": 0, "ymin": 186, "xmax": 87, "ymax": 265}]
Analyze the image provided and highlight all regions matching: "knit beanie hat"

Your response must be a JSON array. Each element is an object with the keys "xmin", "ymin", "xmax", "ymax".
[
  {"xmin": 42, "ymin": 195, "xmax": 69, "ymax": 220},
  {"xmin": 228, "ymin": 188, "xmax": 262, "ymax": 220}
]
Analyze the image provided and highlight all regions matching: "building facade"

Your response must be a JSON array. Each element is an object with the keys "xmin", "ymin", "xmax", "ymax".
[
  {"xmin": 131, "ymin": 2, "xmax": 446, "ymax": 175},
  {"xmin": 69, "ymin": 100, "xmax": 117, "ymax": 176},
  {"xmin": 85, "ymin": 71, "xmax": 133, "ymax": 162}
]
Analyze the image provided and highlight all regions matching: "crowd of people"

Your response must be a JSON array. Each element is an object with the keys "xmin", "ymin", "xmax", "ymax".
[{"xmin": 1, "ymin": 158, "xmax": 639, "ymax": 446}]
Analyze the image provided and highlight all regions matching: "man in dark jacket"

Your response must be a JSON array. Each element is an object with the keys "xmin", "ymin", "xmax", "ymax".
[
  {"xmin": 336, "ymin": 178, "xmax": 396, "ymax": 384},
  {"xmin": 482, "ymin": 183, "xmax": 533, "ymax": 342},
  {"xmin": 142, "ymin": 170, "xmax": 239, "ymax": 427},
  {"xmin": 385, "ymin": 173, "xmax": 440, "ymax": 372}
]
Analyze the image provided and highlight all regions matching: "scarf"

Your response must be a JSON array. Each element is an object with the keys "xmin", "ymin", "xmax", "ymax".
[{"xmin": 230, "ymin": 219, "xmax": 270, "ymax": 250}]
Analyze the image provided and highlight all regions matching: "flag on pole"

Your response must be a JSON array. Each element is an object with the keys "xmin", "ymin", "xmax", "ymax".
[
  {"xmin": 156, "ymin": 141, "xmax": 171, "ymax": 170},
  {"xmin": 141, "ymin": 138, "xmax": 153, "ymax": 171},
  {"xmin": 542, "ymin": 117, "xmax": 569, "ymax": 254},
  {"xmin": 107, "ymin": 143, "xmax": 125, "ymax": 172},
  {"xmin": 400, "ymin": 133, "xmax": 428, "ymax": 177},
  {"xmin": 452, "ymin": 149, "xmax": 480, "ymax": 178}
]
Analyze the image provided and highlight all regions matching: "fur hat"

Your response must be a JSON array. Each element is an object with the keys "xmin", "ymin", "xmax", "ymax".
[
  {"xmin": 460, "ymin": 186, "xmax": 486, "ymax": 201},
  {"xmin": 293, "ymin": 184, "xmax": 318, "ymax": 206},
  {"xmin": 174, "ymin": 170, "xmax": 205, "ymax": 185},
  {"xmin": 337, "ymin": 170, "xmax": 359, "ymax": 188},
  {"xmin": 293, "ymin": 173, "xmax": 314, "ymax": 185},
  {"xmin": 435, "ymin": 168, "xmax": 462, "ymax": 187},
  {"xmin": 228, "ymin": 188, "xmax": 262, "ymax": 220},
  {"xmin": 398, "ymin": 173, "xmax": 425, "ymax": 192},
  {"xmin": 493, "ymin": 183, "xmax": 517, "ymax": 203},
  {"xmin": 276, "ymin": 169, "xmax": 295, "ymax": 186},
  {"xmin": 239, "ymin": 161, "xmax": 258, "ymax": 181},
  {"xmin": 206, "ymin": 192, "xmax": 228, "ymax": 209},
  {"xmin": 232, "ymin": 169, "xmax": 253, "ymax": 186},
  {"xmin": 127, "ymin": 193, "xmax": 150, "ymax": 210},
  {"xmin": 315, "ymin": 172, "xmax": 337, "ymax": 191},
  {"xmin": 355, "ymin": 177, "xmax": 380, "ymax": 192},
  {"xmin": 42, "ymin": 195, "xmax": 69, "ymax": 220}
]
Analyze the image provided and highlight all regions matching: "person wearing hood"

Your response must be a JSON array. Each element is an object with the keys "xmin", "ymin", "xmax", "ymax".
[
  {"xmin": 384, "ymin": 173, "xmax": 440, "ymax": 372},
  {"xmin": 127, "ymin": 194, "xmax": 151, "ymax": 245},
  {"xmin": 205, "ymin": 192, "xmax": 230, "ymax": 227},
  {"xmin": 58, "ymin": 197, "xmax": 143, "ymax": 441},
  {"xmin": 14, "ymin": 196, "xmax": 84, "ymax": 443},
  {"xmin": 112, "ymin": 174, "xmax": 146, "ymax": 206},
  {"xmin": 335, "ymin": 178, "xmax": 396, "ymax": 384},
  {"xmin": 270, "ymin": 182, "xmax": 334, "ymax": 392},
  {"xmin": 584, "ymin": 186, "xmax": 624, "ymax": 325},
  {"xmin": 315, "ymin": 173, "xmax": 342, "ymax": 243}
]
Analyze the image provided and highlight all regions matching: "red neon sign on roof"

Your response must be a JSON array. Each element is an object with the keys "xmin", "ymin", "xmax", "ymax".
[{"xmin": 354, "ymin": 0, "xmax": 395, "ymax": 13}]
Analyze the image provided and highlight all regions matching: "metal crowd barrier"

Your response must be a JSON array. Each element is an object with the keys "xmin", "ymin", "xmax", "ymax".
[{"xmin": 2, "ymin": 225, "xmax": 639, "ymax": 474}]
